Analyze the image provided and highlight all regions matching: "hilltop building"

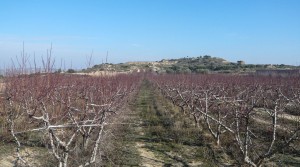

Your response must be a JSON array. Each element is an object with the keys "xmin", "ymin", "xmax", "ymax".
[{"xmin": 237, "ymin": 61, "xmax": 245, "ymax": 65}]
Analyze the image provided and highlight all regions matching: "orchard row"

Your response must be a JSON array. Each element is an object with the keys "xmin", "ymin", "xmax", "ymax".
[
  {"xmin": 149, "ymin": 74, "xmax": 300, "ymax": 166},
  {"xmin": 2, "ymin": 73, "xmax": 141, "ymax": 167}
]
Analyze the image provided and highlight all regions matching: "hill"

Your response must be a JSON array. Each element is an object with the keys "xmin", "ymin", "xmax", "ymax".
[{"xmin": 82, "ymin": 55, "xmax": 298, "ymax": 74}]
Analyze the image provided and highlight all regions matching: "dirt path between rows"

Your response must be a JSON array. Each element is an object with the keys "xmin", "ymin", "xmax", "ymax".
[
  {"xmin": 132, "ymin": 82, "xmax": 170, "ymax": 166},
  {"xmin": 135, "ymin": 142, "xmax": 165, "ymax": 167},
  {"xmin": 129, "ymin": 80, "xmax": 208, "ymax": 167}
]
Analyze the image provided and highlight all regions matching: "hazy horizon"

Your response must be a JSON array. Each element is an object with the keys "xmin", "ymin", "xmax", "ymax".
[{"xmin": 1, "ymin": 0, "xmax": 300, "ymax": 69}]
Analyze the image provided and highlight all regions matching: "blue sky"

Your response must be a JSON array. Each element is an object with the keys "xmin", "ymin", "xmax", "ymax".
[{"xmin": 0, "ymin": 0, "xmax": 300, "ymax": 69}]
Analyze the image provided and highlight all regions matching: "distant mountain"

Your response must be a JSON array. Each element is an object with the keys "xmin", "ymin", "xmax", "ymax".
[{"xmin": 82, "ymin": 55, "xmax": 299, "ymax": 74}]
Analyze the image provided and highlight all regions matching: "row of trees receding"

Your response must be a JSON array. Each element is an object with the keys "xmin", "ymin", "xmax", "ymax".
[
  {"xmin": 1, "ymin": 71, "xmax": 141, "ymax": 167},
  {"xmin": 1, "ymin": 69, "xmax": 299, "ymax": 166},
  {"xmin": 149, "ymin": 74, "xmax": 300, "ymax": 166}
]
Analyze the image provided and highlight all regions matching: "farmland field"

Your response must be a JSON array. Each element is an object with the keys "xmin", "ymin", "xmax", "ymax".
[
  {"xmin": 0, "ymin": 73, "xmax": 300, "ymax": 167},
  {"xmin": 2, "ymin": 0, "xmax": 300, "ymax": 166}
]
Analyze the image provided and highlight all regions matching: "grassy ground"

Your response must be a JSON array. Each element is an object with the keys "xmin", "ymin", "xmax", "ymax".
[
  {"xmin": 135, "ymin": 80, "xmax": 213, "ymax": 166},
  {"xmin": 100, "ymin": 79, "xmax": 223, "ymax": 166},
  {"xmin": 100, "ymin": 101, "xmax": 142, "ymax": 166},
  {"xmin": 0, "ymin": 141, "xmax": 54, "ymax": 167},
  {"xmin": 108, "ymin": 79, "xmax": 230, "ymax": 166}
]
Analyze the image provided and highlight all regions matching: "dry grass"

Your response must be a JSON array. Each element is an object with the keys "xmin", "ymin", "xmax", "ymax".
[
  {"xmin": 75, "ymin": 71, "xmax": 130, "ymax": 77},
  {"xmin": 135, "ymin": 142, "xmax": 165, "ymax": 167},
  {"xmin": 0, "ymin": 82, "xmax": 4, "ymax": 92},
  {"xmin": 280, "ymin": 113, "xmax": 300, "ymax": 121},
  {"xmin": 0, "ymin": 143, "xmax": 52, "ymax": 167}
]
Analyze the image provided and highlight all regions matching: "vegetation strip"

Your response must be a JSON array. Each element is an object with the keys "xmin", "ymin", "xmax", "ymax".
[{"xmin": 131, "ymin": 80, "xmax": 219, "ymax": 166}]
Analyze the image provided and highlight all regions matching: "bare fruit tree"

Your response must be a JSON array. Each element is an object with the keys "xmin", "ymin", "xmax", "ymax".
[
  {"xmin": 150, "ymin": 74, "xmax": 300, "ymax": 166},
  {"xmin": 4, "ymin": 72, "xmax": 140, "ymax": 167}
]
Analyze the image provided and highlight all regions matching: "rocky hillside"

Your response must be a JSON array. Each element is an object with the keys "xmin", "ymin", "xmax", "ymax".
[{"xmin": 82, "ymin": 55, "xmax": 297, "ymax": 74}]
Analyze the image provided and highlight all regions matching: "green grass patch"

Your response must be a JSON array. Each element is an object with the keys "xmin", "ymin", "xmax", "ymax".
[{"xmin": 133, "ymin": 80, "xmax": 219, "ymax": 166}]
